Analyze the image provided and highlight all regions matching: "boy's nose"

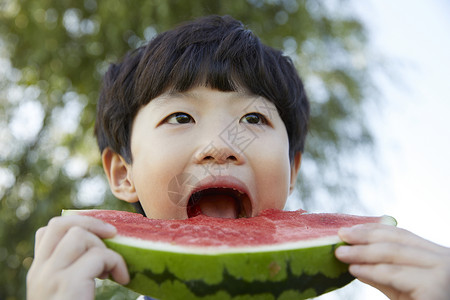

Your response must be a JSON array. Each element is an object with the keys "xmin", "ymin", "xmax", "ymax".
[{"xmin": 194, "ymin": 139, "xmax": 244, "ymax": 165}]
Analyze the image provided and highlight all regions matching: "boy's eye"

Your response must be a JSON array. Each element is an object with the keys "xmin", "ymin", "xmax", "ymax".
[
  {"xmin": 240, "ymin": 113, "xmax": 268, "ymax": 125},
  {"xmin": 164, "ymin": 112, "xmax": 194, "ymax": 124}
]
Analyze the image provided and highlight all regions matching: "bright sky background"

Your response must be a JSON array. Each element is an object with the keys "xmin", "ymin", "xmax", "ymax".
[
  {"xmin": 354, "ymin": 0, "xmax": 450, "ymax": 246},
  {"xmin": 318, "ymin": 0, "xmax": 450, "ymax": 299}
]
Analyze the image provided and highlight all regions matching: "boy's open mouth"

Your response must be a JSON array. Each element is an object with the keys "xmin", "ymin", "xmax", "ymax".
[{"xmin": 187, "ymin": 187, "xmax": 251, "ymax": 219}]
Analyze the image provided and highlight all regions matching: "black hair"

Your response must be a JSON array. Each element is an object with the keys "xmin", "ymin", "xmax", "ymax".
[{"xmin": 95, "ymin": 15, "xmax": 309, "ymax": 164}]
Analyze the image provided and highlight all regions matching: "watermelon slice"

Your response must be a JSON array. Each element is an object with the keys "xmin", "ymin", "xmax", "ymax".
[{"xmin": 63, "ymin": 209, "xmax": 396, "ymax": 300}]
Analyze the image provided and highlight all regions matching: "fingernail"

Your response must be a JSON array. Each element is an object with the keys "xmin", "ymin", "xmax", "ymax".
[
  {"xmin": 349, "ymin": 264, "xmax": 361, "ymax": 274},
  {"xmin": 339, "ymin": 227, "xmax": 352, "ymax": 235},
  {"xmin": 104, "ymin": 223, "xmax": 117, "ymax": 232},
  {"xmin": 335, "ymin": 245, "xmax": 350, "ymax": 256}
]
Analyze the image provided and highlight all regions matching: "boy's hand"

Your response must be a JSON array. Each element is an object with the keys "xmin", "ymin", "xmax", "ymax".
[
  {"xmin": 335, "ymin": 223, "xmax": 450, "ymax": 300},
  {"xmin": 27, "ymin": 215, "xmax": 130, "ymax": 300}
]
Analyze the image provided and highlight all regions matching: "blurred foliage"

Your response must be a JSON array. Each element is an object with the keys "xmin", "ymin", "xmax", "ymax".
[
  {"xmin": 0, "ymin": 0, "xmax": 375, "ymax": 298},
  {"xmin": 94, "ymin": 279, "xmax": 140, "ymax": 300}
]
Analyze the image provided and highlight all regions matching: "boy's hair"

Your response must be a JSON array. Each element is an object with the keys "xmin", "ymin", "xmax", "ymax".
[{"xmin": 95, "ymin": 15, "xmax": 309, "ymax": 164}]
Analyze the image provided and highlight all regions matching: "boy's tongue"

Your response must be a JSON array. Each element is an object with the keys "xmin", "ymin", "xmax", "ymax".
[{"xmin": 196, "ymin": 194, "xmax": 238, "ymax": 219}]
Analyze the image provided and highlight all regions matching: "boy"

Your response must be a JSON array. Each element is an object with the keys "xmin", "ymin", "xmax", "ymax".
[{"xmin": 27, "ymin": 15, "xmax": 450, "ymax": 299}]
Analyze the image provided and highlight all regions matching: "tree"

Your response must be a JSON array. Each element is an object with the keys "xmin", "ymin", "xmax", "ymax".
[{"xmin": 0, "ymin": 0, "xmax": 373, "ymax": 298}]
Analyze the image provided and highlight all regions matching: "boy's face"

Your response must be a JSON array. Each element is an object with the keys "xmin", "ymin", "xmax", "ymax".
[{"xmin": 105, "ymin": 86, "xmax": 301, "ymax": 219}]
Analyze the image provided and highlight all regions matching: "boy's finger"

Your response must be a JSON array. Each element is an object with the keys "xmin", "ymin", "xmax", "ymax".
[
  {"xmin": 35, "ymin": 215, "xmax": 116, "ymax": 262},
  {"xmin": 338, "ymin": 223, "xmax": 443, "ymax": 253},
  {"xmin": 356, "ymin": 277, "xmax": 401, "ymax": 300},
  {"xmin": 350, "ymin": 263, "xmax": 450, "ymax": 299},
  {"xmin": 49, "ymin": 227, "xmax": 108, "ymax": 270},
  {"xmin": 34, "ymin": 226, "xmax": 47, "ymax": 253},
  {"xmin": 348, "ymin": 263, "xmax": 424, "ymax": 294},
  {"xmin": 335, "ymin": 242, "xmax": 439, "ymax": 267},
  {"xmin": 68, "ymin": 247, "xmax": 130, "ymax": 285}
]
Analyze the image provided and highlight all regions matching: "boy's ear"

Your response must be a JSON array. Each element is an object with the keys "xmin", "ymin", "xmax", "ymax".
[
  {"xmin": 102, "ymin": 148, "xmax": 139, "ymax": 203},
  {"xmin": 289, "ymin": 152, "xmax": 302, "ymax": 194}
]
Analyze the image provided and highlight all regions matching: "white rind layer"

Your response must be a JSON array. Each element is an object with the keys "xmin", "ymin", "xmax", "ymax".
[{"xmin": 108, "ymin": 234, "xmax": 344, "ymax": 254}]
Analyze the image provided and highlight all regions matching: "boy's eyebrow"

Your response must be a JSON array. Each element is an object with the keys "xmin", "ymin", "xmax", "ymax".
[
  {"xmin": 151, "ymin": 90, "xmax": 277, "ymax": 117},
  {"xmin": 163, "ymin": 89, "xmax": 260, "ymax": 101},
  {"xmin": 164, "ymin": 90, "xmax": 202, "ymax": 100},
  {"xmin": 149, "ymin": 90, "xmax": 278, "ymax": 121},
  {"xmin": 148, "ymin": 91, "xmax": 201, "ymax": 109}
]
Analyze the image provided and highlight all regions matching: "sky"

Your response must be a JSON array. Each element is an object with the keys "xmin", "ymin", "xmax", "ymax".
[
  {"xmin": 354, "ymin": 0, "xmax": 450, "ymax": 247},
  {"xmin": 318, "ymin": 0, "xmax": 450, "ymax": 299}
]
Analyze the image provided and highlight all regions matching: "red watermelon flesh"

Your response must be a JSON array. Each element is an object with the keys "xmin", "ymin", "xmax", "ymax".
[{"xmin": 73, "ymin": 209, "xmax": 392, "ymax": 249}]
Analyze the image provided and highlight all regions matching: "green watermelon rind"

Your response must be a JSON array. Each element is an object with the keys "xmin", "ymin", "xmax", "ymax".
[{"xmin": 104, "ymin": 236, "xmax": 352, "ymax": 300}]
